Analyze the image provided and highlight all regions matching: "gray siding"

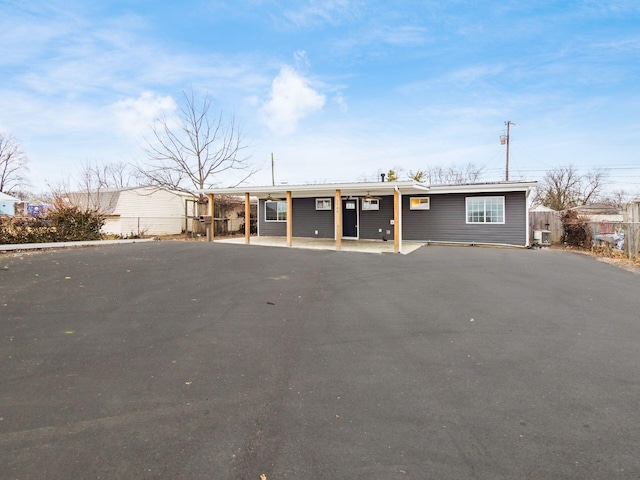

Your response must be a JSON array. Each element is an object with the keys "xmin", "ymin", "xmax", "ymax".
[
  {"xmin": 258, "ymin": 199, "xmax": 286, "ymax": 236},
  {"xmin": 258, "ymin": 198, "xmax": 334, "ymax": 238},
  {"xmin": 292, "ymin": 198, "xmax": 334, "ymax": 238},
  {"xmin": 260, "ymin": 191, "xmax": 527, "ymax": 246},
  {"xmin": 359, "ymin": 195, "xmax": 394, "ymax": 240},
  {"xmin": 402, "ymin": 191, "xmax": 527, "ymax": 246}
]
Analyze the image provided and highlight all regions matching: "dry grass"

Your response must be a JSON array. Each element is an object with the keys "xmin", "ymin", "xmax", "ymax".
[{"xmin": 557, "ymin": 244, "xmax": 640, "ymax": 274}]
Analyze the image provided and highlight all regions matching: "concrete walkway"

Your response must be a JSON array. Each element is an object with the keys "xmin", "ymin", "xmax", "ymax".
[{"xmin": 213, "ymin": 235, "xmax": 426, "ymax": 254}]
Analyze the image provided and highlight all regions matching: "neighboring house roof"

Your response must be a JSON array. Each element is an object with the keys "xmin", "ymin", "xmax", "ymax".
[
  {"xmin": 530, "ymin": 205, "xmax": 557, "ymax": 212},
  {"xmin": 66, "ymin": 186, "xmax": 195, "ymax": 214},
  {"xmin": 201, "ymin": 180, "xmax": 537, "ymax": 199},
  {"xmin": 570, "ymin": 203, "xmax": 622, "ymax": 216},
  {"xmin": 0, "ymin": 192, "xmax": 21, "ymax": 202},
  {"xmin": 66, "ymin": 190, "xmax": 121, "ymax": 214}
]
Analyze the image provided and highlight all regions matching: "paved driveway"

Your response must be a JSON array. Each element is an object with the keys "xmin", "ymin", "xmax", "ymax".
[{"xmin": 1, "ymin": 243, "xmax": 639, "ymax": 479}]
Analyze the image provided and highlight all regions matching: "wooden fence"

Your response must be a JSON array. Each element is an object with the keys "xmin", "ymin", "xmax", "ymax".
[
  {"xmin": 530, "ymin": 203, "xmax": 640, "ymax": 259},
  {"xmin": 589, "ymin": 220, "xmax": 639, "ymax": 260},
  {"xmin": 529, "ymin": 210, "xmax": 563, "ymax": 245}
]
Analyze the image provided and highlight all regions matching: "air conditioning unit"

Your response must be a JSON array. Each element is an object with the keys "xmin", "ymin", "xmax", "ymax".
[{"xmin": 533, "ymin": 230, "xmax": 551, "ymax": 246}]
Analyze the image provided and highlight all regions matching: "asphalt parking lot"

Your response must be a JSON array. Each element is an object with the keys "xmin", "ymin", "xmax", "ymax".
[{"xmin": 1, "ymin": 242, "xmax": 639, "ymax": 480}]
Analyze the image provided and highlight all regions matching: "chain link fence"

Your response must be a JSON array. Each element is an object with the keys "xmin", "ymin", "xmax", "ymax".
[{"xmin": 589, "ymin": 220, "xmax": 640, "ymax": 260}]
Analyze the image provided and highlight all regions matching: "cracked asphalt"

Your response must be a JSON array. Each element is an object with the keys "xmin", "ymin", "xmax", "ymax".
[{"xmin": 1, "ymin": 242, "xmax": 639, "ymax": 479}]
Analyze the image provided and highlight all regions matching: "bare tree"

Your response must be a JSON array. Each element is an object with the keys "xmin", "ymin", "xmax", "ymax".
[
  {"xmin": 0, "ymin": 132, "xmax": 30, "ymax": 193},
  {"xmin": 381, "ymin": 163, "xmax": 483, "ymax": 184},
  {"xmin": 76, "ymin": 160, "xmax": 135, "ymax": 190},
  {"xmin": 49, "ymin": 160, "xmax": 136, "ymax": 213},
  {"xmin": 138, "ymin": 89, "xmax": 256, "ymax": 197},
  {"xmin": 412, "ymin": 163, "xmax": 483, "ymax": 185},
  {"xmin": 74, "ymin": 160, "xmax": 135, "ymax": 210},
  {"xmin": 533, "ymin": 165, "xmax": 608, "ymax": 210},
  {"xmin": 601, "ymin": 189, "xmax": 640, "ymax": 209},
  {"xmin": 582, "ymin": 169, "xmax": 608, "ymax": 205}
]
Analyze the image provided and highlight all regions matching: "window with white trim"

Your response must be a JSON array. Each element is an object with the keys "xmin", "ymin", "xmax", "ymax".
[
  {"xmin": 410, "ymin": 197, "xmax": 430, "ymax": 210},
  {"xmin": 265, "ymin": 200, "xmax": 287, "ymax": 222},
  {"xmin": 316, "ymin": 198, "xmax": 332, "ymax": 210},
  {"xmin": 362, "ymin": 198, "xmax": 379, "ymax": 210},
  {"xmin": 466, "ymin": 196, "xmax": 505, "ymax": 224}
]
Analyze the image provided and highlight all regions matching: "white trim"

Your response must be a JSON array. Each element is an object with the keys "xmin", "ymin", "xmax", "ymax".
[
  {"xmin": 257, "ymin": 199, "xmax": 261, "ymax": 236},
  {"xmin": 466, "ymin": 196, "xmax": 505, "ymax": 224},
  {"xmin": 362, "ymin": 198, "xmax": 379, "ymax": 210},
  {"xmin": 410, "ymin": 196, "xmax": 430, "ymax": 210},
  {"xmin": 201, "ymin": 181, "xmax": 535, "ymax": 202},
  {"xmin": 342, "ymin": 198, "xmax": 359, "ymax": 239},
  {"xmin": 429, "ymin": 182, "xmax": 536, "ymax": 195},
  {"xmin": 315, "ymin": 198, "xmax": 332, "ymax": 210},
  {"xmin": 201, "ymin": 181, "xmax": 430, "ymax": 199},
  {"xmin": 265, "ymin": 199, "xmax": 287, "ymax": 222},
  {"xmin": 396, "ymin": 187, "xmax": 403, "ymax": 254},
  {"xmin": 525, "ymin": 188, "xmax": 532, "ymax": 247}
]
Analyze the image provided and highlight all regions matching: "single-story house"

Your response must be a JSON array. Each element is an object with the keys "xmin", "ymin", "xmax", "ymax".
[
  {"xmin": 0, "ymin": 192, "xmax": 20, "ymax": 216},
  {"xmin": 201, "ymin": 180, "xmax": 537, "ymax": 253},
  {"xmin": 67, "ymin": 186, "xmax": 195, "ymax": 236}
]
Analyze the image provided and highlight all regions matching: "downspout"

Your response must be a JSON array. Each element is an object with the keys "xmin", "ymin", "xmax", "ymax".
[
  {"xmin": 394, "ymin": 186, "xmax": 402, "ymax": 254},
  {"xmin": 525, "ymin": 186, "xmax": 532, "ymax": 247},
  {"xmin": 256, "ymin": 198, "xmax": 261, "ymax": 237}
]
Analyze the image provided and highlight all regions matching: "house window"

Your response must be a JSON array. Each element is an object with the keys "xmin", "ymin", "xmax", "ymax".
[
  {"xmin": 265, "ymin": 200, "xmax": 287, "ymax": 222},
  {"xmin": 466, "ymin": 197, "xmax": 505, "ymax": 224},
  {"xmin": 410, "ymin": 197, "xmax": 430, "ymax": 210},
  {"xmin": 362, "ymin": 198, "xmax": 379, "ymax": 210},
  {"xmin": 316, "ymin": 198, "xmax": 332, "ymax": 210}
]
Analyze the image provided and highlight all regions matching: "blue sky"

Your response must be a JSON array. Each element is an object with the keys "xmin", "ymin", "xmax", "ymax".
[{"xmin": 1, "ymin": 0, "xmax": 639, "ymax": 194}]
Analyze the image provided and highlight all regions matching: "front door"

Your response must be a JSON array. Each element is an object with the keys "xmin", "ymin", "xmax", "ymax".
[{"xmin": 342, "ymin": 199, "xmax": 358, "ymax": 238}]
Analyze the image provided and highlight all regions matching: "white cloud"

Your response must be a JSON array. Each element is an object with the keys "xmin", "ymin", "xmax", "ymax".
[
  {"xmin": 334, "ymin": 92, "xmax": 348, "ymax": 113},
  {"xmin": 109, "ymin": 92, "xmax": 177, "ymax": 140},
  {"xmin": 261, "ymin": 66, "xmax": 326, "ymax": 135},
  {"xmin": 282, "ymin": 0, "xmax": 363, "ymax": 28},
  {"xmin": 294, "ymin": 49, "xmax": 310, "ymax": 69}
]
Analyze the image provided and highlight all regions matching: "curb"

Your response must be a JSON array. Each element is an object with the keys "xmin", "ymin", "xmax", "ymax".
[{"xmin": 0, "ymin": 238, "xmax": 157, "ymax": 252}]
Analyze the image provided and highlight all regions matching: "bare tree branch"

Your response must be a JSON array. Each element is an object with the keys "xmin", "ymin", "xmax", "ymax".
[
  {"xmin": 0, "ymin": 132, "xmax": 30, "ymax": 193},
  {"xmin": 138, "ymin": 88, "xmax": 257, "ymax": 197},
  {"xmin": 413, "ymin": 162, "xmax": 484, "ymax": 185},
  {"xmin": 533, "ymin": 165, "xmax": 608, "ymax": 210}
]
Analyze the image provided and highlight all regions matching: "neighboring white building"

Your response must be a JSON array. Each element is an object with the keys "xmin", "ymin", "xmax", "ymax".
[
  {"xmin": 570, "ymin": 203, "xmax": 624, "ymax": 223},
  {"xmin": 68, "ymin": 187, "xmax": 195, "ymax": 236},
  {"xmin": 0, "ymin": 192, "xmax": 20, "ymax": 216}
]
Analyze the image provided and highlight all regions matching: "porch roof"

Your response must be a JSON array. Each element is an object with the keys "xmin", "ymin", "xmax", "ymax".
[
  {"xmin": 201, "ymin": 181, "xmax": 428, "ymax": 199},
  {"xmin": 200, "ymin": 180, "xmax": 536, "ymax": 199}
]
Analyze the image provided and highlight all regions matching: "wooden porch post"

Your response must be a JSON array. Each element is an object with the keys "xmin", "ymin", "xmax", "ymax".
[
  {"xmin": 286, "ymin": 190, "xmax": 293, "ymax": 247},
  {"xmin": 208, "ymin": 193, "xmax": 214, "ymax": 242},
  {"xmin": 394, "ymin": 189, "xmax": 400, "ymax": 253},
  {"xmin": 335, "ymin": 189, "xmax": 342, "ymax": 250},
  {"xmin": 244, "ymin": 192, "xmax": 251, "ymax": 244}
]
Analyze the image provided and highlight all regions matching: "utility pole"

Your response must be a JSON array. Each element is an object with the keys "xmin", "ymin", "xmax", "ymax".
[
  {"xmin": 500, "ymin": 121, "xmax": 515, "ymax": 181},
  {"xmin": 271, "ymin": 152, "xmax": 275, "ymax": 186}
]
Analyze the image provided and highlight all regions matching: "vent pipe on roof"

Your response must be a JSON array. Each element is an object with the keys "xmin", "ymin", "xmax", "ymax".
[{"xmin": 381, "ymin": 173, "xmax": 386, "ymax": 182}]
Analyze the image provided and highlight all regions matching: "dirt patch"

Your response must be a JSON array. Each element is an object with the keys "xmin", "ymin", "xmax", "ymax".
[
  {"xmin": 157, "ymin": 233, "xmax": 248, "ymax": 242},
  {"xmin": 595, "ymin": 256, "xmax": 640, "ymax": 274},
  {"xmin": 554, "ymin": 245, "xmax": 640, "ymax": 274}
]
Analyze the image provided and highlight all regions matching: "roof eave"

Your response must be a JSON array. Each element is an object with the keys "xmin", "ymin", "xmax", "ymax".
[{"xmin": 200, "ymin": 181, "xmax": 429, "ymax": 198}]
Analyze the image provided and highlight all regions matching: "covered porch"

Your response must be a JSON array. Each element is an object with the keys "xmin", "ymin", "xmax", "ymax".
[
  {"xmin": 213, "ymin": 235, "xmax": 425, "ymax": 255},
  {"xmin": 201, "ymin": 181, "xmax": 430, "ymax": 254}
]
